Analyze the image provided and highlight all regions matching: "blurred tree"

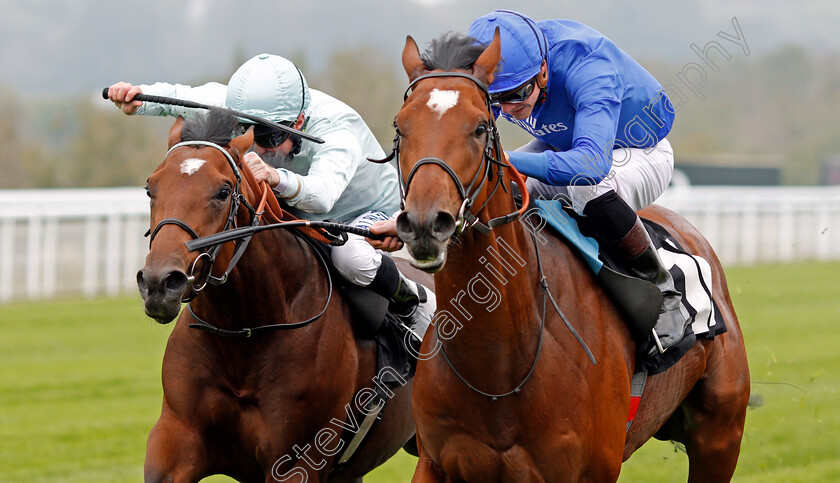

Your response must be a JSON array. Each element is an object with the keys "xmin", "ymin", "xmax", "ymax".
[
  {"xmin": 642, "ymin": 45, "xmax": 840, "ymax": 184},
  {"xmin": 55, "ymin": 99, "xmax": 169, "ymax": 187},
  {"xmin": 0, "ymin": 88, "xmax": 32, "ymax": 188},
  {"xmin": 312, "ymin": 45, "xmax": 405, "ymax": 148},
  {"xmin": 2, "ymin": 43, "xmax": 838, "ymax": 189}
]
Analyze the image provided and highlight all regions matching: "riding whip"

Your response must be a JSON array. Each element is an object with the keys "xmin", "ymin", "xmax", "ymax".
[{"xmin": 101, "ymin": 87, "xmax": 324, "ymax": 144}]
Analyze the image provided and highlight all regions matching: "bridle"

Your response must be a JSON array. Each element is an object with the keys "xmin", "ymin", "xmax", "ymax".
[
  {"xmin": 146, "ymin": 139, "xmax": 338, "ymax": 338},
  {"xmin": 372, "ymin": 68, "xmax": 594, "ymax": 400},
  {"xmin": 146, "ymin": 140, "xmax": 259, "ymax": 303},
  {"xmin": 370, "ymin": 71, "xmax": 527, "ymax": 236}
]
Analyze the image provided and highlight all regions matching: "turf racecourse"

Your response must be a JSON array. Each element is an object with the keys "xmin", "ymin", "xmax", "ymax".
[{"xmin": 1, "ymin": 261, "xmax": 838, "ymax": 482}]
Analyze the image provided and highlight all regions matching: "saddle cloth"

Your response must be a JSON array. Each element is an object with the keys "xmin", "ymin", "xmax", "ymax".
[{"xmin": 531, "ymin": 199, "xmax": 727, "ymax": 374}]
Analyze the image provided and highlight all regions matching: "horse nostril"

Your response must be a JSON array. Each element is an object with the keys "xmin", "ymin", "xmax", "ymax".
[
  {"xmin": 431, "ymin": 211, "xmax": 457, "ymax": 240},
  {"xmin": 163, "ymin": 271, "xmax": 189, "ymax": 294},
  {"xmin": 136, "ymin": 270, "xmax": 148, "ymax": 292},
  {"xmin": 396, "ymin": 211, "xmax": 418, "ymax": 241}
]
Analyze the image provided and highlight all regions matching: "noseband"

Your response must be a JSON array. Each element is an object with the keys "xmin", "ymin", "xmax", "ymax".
[
  {"xmin": 371, "ymin": 71, "xmax": 522, "ymax": 236},
  {"xmin": 146, "ymin": 140, "xmax": 259, "ymax": 302}
]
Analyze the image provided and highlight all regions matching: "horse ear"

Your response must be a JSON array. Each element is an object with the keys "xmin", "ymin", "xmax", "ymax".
[
  {"xmin": 167, "ymin": 116, "xmax": 185, "ymax": 148},
  {"xmin": 473, "ymin": 27, "xmax": 501, "ymax": 85},
  {"xmin": 402, "ymin": 35, "xmax": 426, "ymax": 82},
  {"xmin": 230, "ymin": 126, "xmax": 254, "ymax": 158}
]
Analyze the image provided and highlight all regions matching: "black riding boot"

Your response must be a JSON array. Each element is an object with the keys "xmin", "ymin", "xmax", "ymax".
[
  {"xmin": 367, "ymin": 255, "xmax": 435, "ymax": 351},
  {"xmin": 584, "ymin": 191, "xmax": 688, "ymax": 355}
]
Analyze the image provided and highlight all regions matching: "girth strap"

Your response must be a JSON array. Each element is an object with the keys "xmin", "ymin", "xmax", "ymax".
[{"xmin": 627, "ymin": 371, "xmax": 648, "ymax": 432}]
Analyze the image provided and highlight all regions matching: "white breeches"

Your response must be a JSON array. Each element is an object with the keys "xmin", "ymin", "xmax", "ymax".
[
  {"xmin": 521, "ymin": 138, "xmax": 674, "ymax": 213},
  {"xmin": 330, "ymin": 210, "xmax": 390, "ymax": 286}
]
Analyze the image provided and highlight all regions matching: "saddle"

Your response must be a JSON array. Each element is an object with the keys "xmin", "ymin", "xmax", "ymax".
[{"xmin": 529, "ymin": 199, "xmax": 727, "ymax": 374}]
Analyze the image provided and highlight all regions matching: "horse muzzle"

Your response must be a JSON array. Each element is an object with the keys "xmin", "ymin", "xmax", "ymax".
[
  {"xmin": 396, "ymin": 210, "xmax": 456, "ymax": 272},
  {"xmin": 136, "ymin": 267, "xmax": 189, "ymax": 323}
]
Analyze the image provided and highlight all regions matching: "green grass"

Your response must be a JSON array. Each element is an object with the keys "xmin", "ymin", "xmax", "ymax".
[
  {"xmin": 616, "ymin": 261, "xmax": 840, "ymax": 482},
  {"xmin": 1, "ymin": 261, "xmax": 838, "ymax": 482},
  {"xmin": 0, "ymin": 297, "xmax": 169, "ymax": 482}
]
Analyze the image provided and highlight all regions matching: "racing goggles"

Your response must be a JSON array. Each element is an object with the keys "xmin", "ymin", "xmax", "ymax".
[
  {"xmin": 242, "ymin": 121, "xmax": 295, "ymax": 150},
  {"xmin": 490, "ymin": 76, "xmax": 538, "ymax": 105}
]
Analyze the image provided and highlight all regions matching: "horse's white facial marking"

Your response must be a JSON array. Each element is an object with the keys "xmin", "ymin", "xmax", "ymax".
[
  {"xmin": 427, "ymin": 89, "xmax": 459, "ymax": 118},
  {"xmin": 180, "ymin": 158, "xmax": 206, "ymax": 176}
]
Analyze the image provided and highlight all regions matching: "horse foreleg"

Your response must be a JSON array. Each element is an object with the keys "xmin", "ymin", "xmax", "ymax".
[
  {"xmin": 144, "ymin": 410, "xmax": 209, "ymax": 483},
  {"xmin": 411, "ymin": 435, "xmax": 448, "ymax": 483}
]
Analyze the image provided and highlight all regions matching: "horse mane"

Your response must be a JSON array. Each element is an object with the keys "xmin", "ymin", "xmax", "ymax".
[
  {"xmin": 420, "ymin": 32, "xmax": 489, "ymax": 72},
  {"xmin": 181, "ymin": 108, "xmax": 239, "ymax": 146}
]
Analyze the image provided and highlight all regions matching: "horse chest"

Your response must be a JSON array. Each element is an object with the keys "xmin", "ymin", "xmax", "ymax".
[
  {"xmin": 415, "ymin": 352, "xmax": 605, "ymax": 481},
  {"xmin": 430, "ymin": 428, "xmax": 593, "ymax": 482},
  {"xmin": 434, "ymin": 435, "xmax": 551, "ymax": 482}
]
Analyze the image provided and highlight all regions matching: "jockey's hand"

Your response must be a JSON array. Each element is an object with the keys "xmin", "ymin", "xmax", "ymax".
[
  {"xmin": 503, "ymin": 150, "xmax": 510, "ymax": 163},
  {"xmin": 243, "ymin": 152, "xmax": 280, "ymax": 187},
  {"xmin": 367, "ymin": 220, "xmax": 403, "ymax": 252},
  {"xmin": 106, "ymin": 82, "xmax": 144, "ymax": 115}
]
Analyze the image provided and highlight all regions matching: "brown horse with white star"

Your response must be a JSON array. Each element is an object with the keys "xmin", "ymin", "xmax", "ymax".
[{"xmin": 393, "ymin": 30, "xmax": 750, "ymax": 482}]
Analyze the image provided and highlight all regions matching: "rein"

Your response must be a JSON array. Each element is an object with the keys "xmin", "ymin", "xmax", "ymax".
[
  {"xmin": 370, "ymin": 71, "xmax": 529, "ymax": 236},
  {"xmin": 383, "ymin": 70, "xmax": 592, "ymax": 400},
  {"xmin": 146, "ymin": 140, "xmax": 259, "ymax": 301},
  {"xmin": 186, "ymin": 231, "xmax": 335, "ymax": 338},
  {"xmin": 148, "ymin": 139, "xmax": 349, "ymax": 337},
  {"xmin": 435, "ymin": 228, "xmax": 597, "ymax": 401}
]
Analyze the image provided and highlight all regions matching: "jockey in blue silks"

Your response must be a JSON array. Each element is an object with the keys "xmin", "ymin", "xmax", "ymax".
[{"xmin": 469, "ymin": 10, "xmax": 688, "ymax": 355}]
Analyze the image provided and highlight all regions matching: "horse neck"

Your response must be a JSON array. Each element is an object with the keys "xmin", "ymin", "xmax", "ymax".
[{"xmin": 436, "ymin": 180, "xmax": 541, "ymax": 357}]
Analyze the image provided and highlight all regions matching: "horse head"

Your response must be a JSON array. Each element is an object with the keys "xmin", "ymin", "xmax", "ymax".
[
  {"xmin": 394, "ymin": 30, "xmax": 503, "ymax": 272},
  {"xmin": 137, "ymin": 111, "xmax": 255, "ymax": 323}
]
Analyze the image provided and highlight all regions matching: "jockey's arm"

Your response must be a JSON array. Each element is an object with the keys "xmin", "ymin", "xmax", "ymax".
[
  {"xmin": 115, "ymin": 82, "xmax": 228, "ymax": 118},
  {"xmin": 275, "ymin": 128, "xmax": 362, "ymax": 214},
  {"xmin": 507, "ymin": 55, "xmax": 622, "ymax": 187}
]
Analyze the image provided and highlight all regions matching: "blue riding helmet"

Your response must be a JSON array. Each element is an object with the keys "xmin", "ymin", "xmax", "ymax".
[{"xmin": 468, "ymin": 10, "xmax": 547, "ymax": 94}]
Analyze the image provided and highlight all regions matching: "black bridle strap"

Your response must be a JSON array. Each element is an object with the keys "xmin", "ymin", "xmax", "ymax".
[
  {"xmin": 404, "ymin": 155, "xmax": 486, "ymax": 207},
  {"xmin": 206, "ymin": 199, "xmax": 260, "ymax": 286},
  {"xmin": 187, "ymin": 230, "xmax": 335, "ymax": 337},
  {"xmin": 147, "ymin": 218, "xmax": 199, "ymax": 243},
  {"xmin": 184, "ymin": 220, "xmax": 381, "ymax": 252},
  {"xmin": 149, "ymin": 140, "xmax": 259, "ymax": 298},
  {"xmin": 404, "ymin": 71, "xmax": 491, "ymax": 99},
  {"xmin": 391, "ymin": 71, "xmax": 520, "ymax": 236}
]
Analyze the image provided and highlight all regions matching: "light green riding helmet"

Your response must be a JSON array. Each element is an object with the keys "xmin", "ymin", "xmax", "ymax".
[{"xmin": 225, "ymin": 53, "xmax": 311, "ymax": 124}]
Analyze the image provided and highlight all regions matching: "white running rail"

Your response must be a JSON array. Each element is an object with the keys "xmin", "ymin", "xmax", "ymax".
[{"xmin": 1, "ymin": 186, "xmax": 839, "ymax": 303}]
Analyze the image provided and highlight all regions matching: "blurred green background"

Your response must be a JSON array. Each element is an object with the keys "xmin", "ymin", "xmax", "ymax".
[
  {"xmin": 2, "ymin": 1, "xmax": 839, "ymax": 481},
  {"xmin": 3, "ymin": 1, "xmax": 840, "ymax": 188},
  {"xmin": 2, "ymin": 261, "xmax": 838, "ymax": 482}
]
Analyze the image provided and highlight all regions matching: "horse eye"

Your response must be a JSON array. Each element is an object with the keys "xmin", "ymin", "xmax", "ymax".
[
  {"xmin": 474, "ymin": 125, "xmax": 487, "ymax": 138},
  {"xmin": 144, "ymin": 187, "xmax": 152, "ymax": 198},
  {"xmin": 216, "ymin": 188, "xmax": 231, "ymax": 201}
]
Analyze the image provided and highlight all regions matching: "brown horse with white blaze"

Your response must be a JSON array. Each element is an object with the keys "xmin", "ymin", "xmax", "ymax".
[
  {"xmin": 137, "ymin": 110, "xmax": 422, "ymax": 482},
  {"xmin": 393, "ymin": 31, "xmax": 750, "ymax": 482}
]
